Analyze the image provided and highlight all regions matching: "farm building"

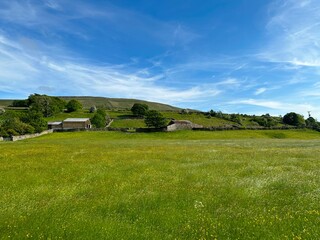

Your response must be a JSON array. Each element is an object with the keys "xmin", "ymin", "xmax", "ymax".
[
  {"xmin": 167, "ymin": 120, "xmax": 203, "ymax": 131},
  {"xmin": 63, "ymin": 118, "xmax": 92, "ymax": 129},
  {"xmin": 48, "ymin": 118, "xmax": 92, "ymax": 130}
]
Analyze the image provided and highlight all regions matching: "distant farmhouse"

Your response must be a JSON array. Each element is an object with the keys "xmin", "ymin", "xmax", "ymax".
[
  {"xmin": 48, "ymin": 118, "xmax": 92, "ymax": 130},
  {"xmin": 167, "ymin": 120, "xmax": 203, "ymax": 131}
]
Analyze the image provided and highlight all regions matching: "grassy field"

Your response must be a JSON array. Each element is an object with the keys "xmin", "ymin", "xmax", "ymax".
[
  {"xmin": 109, "ymin": 111, "xmax": 237, "ymax": 128},
  {"xmin": 162, "ymin": 112, "xmax": 236, "ymax": 127},
  {"xmin": 110, "ymin": 119, "xmax": 146, "ymax": 128},
  {"xmin": 45, "ymin": 110, "xmax": 94, "ymax": 122},
  {"xmin": 1, "ymin": 130, "xmax": 320, "ymax": 239}
]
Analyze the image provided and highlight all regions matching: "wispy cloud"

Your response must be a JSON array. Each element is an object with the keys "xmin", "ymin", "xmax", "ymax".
[
  {"xmin": 1, "ymin": 0, "xmax": 320, "ymax": 119},
  {"xmin": 229, "ymin": 99, "xmax": 317, "ymax": 117},
  {"xmin": 0, "ymin": 0, "xmax": 199, "ymax": 49},
  {"xmin": 264, "ymin": 0, "xmax": 320, "ymax": 67},
  {"xmin": 254, "ymin": 88, "xmax": 267, "ymax": 95},
  {"xmin": 0, "ymin": 34, "xmax": 219, "ymax": 103}
]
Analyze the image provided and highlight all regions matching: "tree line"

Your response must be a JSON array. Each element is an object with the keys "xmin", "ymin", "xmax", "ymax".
[{"xmin": 205, "ymin": 110, "xmax": 320, "ymax": 130}]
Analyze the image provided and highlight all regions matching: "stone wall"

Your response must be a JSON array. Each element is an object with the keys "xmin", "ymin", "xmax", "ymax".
[{"xmin": 10, "ymin": 129, "xmax": 53, "ymax": 142}]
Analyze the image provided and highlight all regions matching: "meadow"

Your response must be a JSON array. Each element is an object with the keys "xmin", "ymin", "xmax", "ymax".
[{"xmin": 0, "ymin": 130, "xmax": 320, "ymax": 239}]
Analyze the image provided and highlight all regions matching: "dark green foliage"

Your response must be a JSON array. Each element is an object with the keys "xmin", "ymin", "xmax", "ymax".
[
  {"xmin": 11, "ymin": 99, "xmax": 29, "ymax": 107},
  {"xmin": 305, "ymin": 117, "xmax": 320, "ymax": 131},
  {"xmin": 230, "ymin": 114, "xmax": 242, "ymax": 125},
  {"xmin": 91, "ymin": 109, "xmax": 109, "ymax": 128},
  {"xmin": 305, "ymin": 117, "xmax": 316, "ymax": 128},
  {"xmin": 131, "ymin": 103, "xmax": 149, "ymax": 117},
  {"xmin": 207, "ymin": 110, "xmax": 282, "ymax": 128},
  {"xmin": 251, "ymin": 114, "xmax": 278, "ymax": 127},
  {"xmin": 21, "ymin": 110, "xmax": 47, "ymax": 133},
  {"xmin": 207, "ymin": 110, "xmax": 217, "ymax": 117},
  {"xmin": 144, "ymin": 110, "xmax": 167, "ymax": 128},
  {"xmin": 207, "ymin": 110, "xmax": 229, "ymax": 120},
  {"xmin": 28, "ymin": 94, "xmax": 66, "ymax": 117},
  {"xmin": 66, "ymin": 100, "xmax": 82, "ymax": 112},
  {"xmin": 283, "ymin": 112, "xmax": 305, "ymax": 127},
  {"xmin": 0, "ymin": 109, "xmax": 48, "ymax": 136},
  {"xmin": 0, "ymin": 112, "xmax": 34, "ymax": 136},
  {"xmin": 91, "ymin": 114, "xmax": 105, "ymax": 128}
]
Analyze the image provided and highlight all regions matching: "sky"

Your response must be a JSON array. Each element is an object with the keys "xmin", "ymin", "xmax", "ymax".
[{"xmin": 1, "ymin": 0, "xmax": 320, "ymax": 118}]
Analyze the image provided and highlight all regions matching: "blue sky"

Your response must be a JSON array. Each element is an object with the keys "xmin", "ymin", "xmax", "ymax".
[{"xmin": 1, "ymin": 0, "xmax": 320, "ymax": 118}]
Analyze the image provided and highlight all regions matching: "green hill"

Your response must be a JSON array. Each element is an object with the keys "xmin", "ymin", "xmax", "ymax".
[
  {"xmin": 60, "ymin": 96, "xmax": 181, "ymax": 111},
  {"xmin": 0, "ymin": 99, "xmax": 14, "ymax": 107},
  {"xmin": 0, "ymin": 96, "xmax": 181, "ymax": 111}
]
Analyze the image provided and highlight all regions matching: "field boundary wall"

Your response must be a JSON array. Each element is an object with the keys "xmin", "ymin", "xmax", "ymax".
[{"xmin": 7, "ymin": 129, "xmax": 54, "ymax": 142}]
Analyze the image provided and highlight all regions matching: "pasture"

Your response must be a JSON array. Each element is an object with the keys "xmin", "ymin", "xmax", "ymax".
[{"xmin": 0, "ymin": 130, "xmax": 320, "ymax": 239}]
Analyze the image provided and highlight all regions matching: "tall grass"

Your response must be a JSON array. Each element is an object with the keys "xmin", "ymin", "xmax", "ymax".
[{"xmin": 0, "ymin": 130, "xmax": 320, "ymax": 239}]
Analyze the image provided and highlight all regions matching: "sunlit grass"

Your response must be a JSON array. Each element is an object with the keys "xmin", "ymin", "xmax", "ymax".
[
  {"xmin": 162, "ymin": 112, "xmax": 235, "ymax": 127},
  {"xmin": 45, "ymin": 110, "xmax": 94, "ymax": 122},
  {"xmin": 110, "ymin": 119, "xmax": 146, "ymax": 128},
  {"xmin": 1, "ymin": 130, "xmax": 320, "ymax": 239}
]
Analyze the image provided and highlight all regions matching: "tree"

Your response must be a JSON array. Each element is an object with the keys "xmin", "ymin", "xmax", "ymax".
[
  {"xmin": 66, "ymin": 100, "xmax": 82, "ymax": 112},
  {"xmin": 251, "ymin": 114, "xmax": 278, "ymax": 127},
  {"xmin": 11, "ymin": 99, "xmax": 28, "ymax": 107},
  {"xmin": 305, "ymin": 117, "xmax": 317, "ymax": 129},
  {"xmin": 283, "ymin": 112, "xmax": 305, "ymax": 127},
  {"xmin": 131, "ymin": 103, "xmax": 149, "ymax": 117},
  {"xmin": 0, "ymin": 112, "xmax": 34, "ymax": 136},
  {"xmin": 91, "ymin": 109, "xmax": 109, "ymax": 128},
  {"xmin": 89, "ymin": 106, "xmax": 97, "ymax": 113},
  {"xmin": 21, "ymin": 110, "xmax": 47, "ymax": 133},
  {"xmin": 27, "ymin": 94, "xmax": 66, "ymax": 117},
  {"xmin": 144, "ymin": 110, "xmax": 167, "ymax": 128}
]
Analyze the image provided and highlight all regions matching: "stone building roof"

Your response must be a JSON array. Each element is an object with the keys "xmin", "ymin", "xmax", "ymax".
[{"xmin": 48, "ymin": 121, "xmax": 62, "ymax": 125}]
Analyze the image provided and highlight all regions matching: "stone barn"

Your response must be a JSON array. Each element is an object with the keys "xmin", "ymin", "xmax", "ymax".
[
  {"xmin": 62, "ymin": 118, "xmax": 92, "ymax": 129},
  {"xmin": 166, "ymin": 120, "xmax": 203, "ymax": 131}
]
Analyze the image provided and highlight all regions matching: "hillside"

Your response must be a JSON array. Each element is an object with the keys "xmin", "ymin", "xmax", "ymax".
[
  {"xmin": 0, "ymin": 97, "xmax": 181, "ymax": 111},
  {"xmin": 59, "ymin": 96, "xmax": 181, "ymax": 111},
  {"xmin": 0, "ymin": 99, "xmax": 14, "ymax": 108}
]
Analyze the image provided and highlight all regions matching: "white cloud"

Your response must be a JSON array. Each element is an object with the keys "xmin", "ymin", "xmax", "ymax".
[
  {"xmin": 288, "ymin": 58, "xmax": 320, "ymax": 67},
  {"xmin": 0, "ymin": 34, "xmax": 220, "ymax": 103},
  {"xmin": 254, "ymin": 88, "xmax": 267, "ymax": 95}
]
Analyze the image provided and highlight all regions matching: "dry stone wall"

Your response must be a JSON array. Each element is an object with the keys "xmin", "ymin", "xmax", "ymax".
[{"xmin": 10, "ymin": 129, "xmax": 53, "ymax": 142}]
